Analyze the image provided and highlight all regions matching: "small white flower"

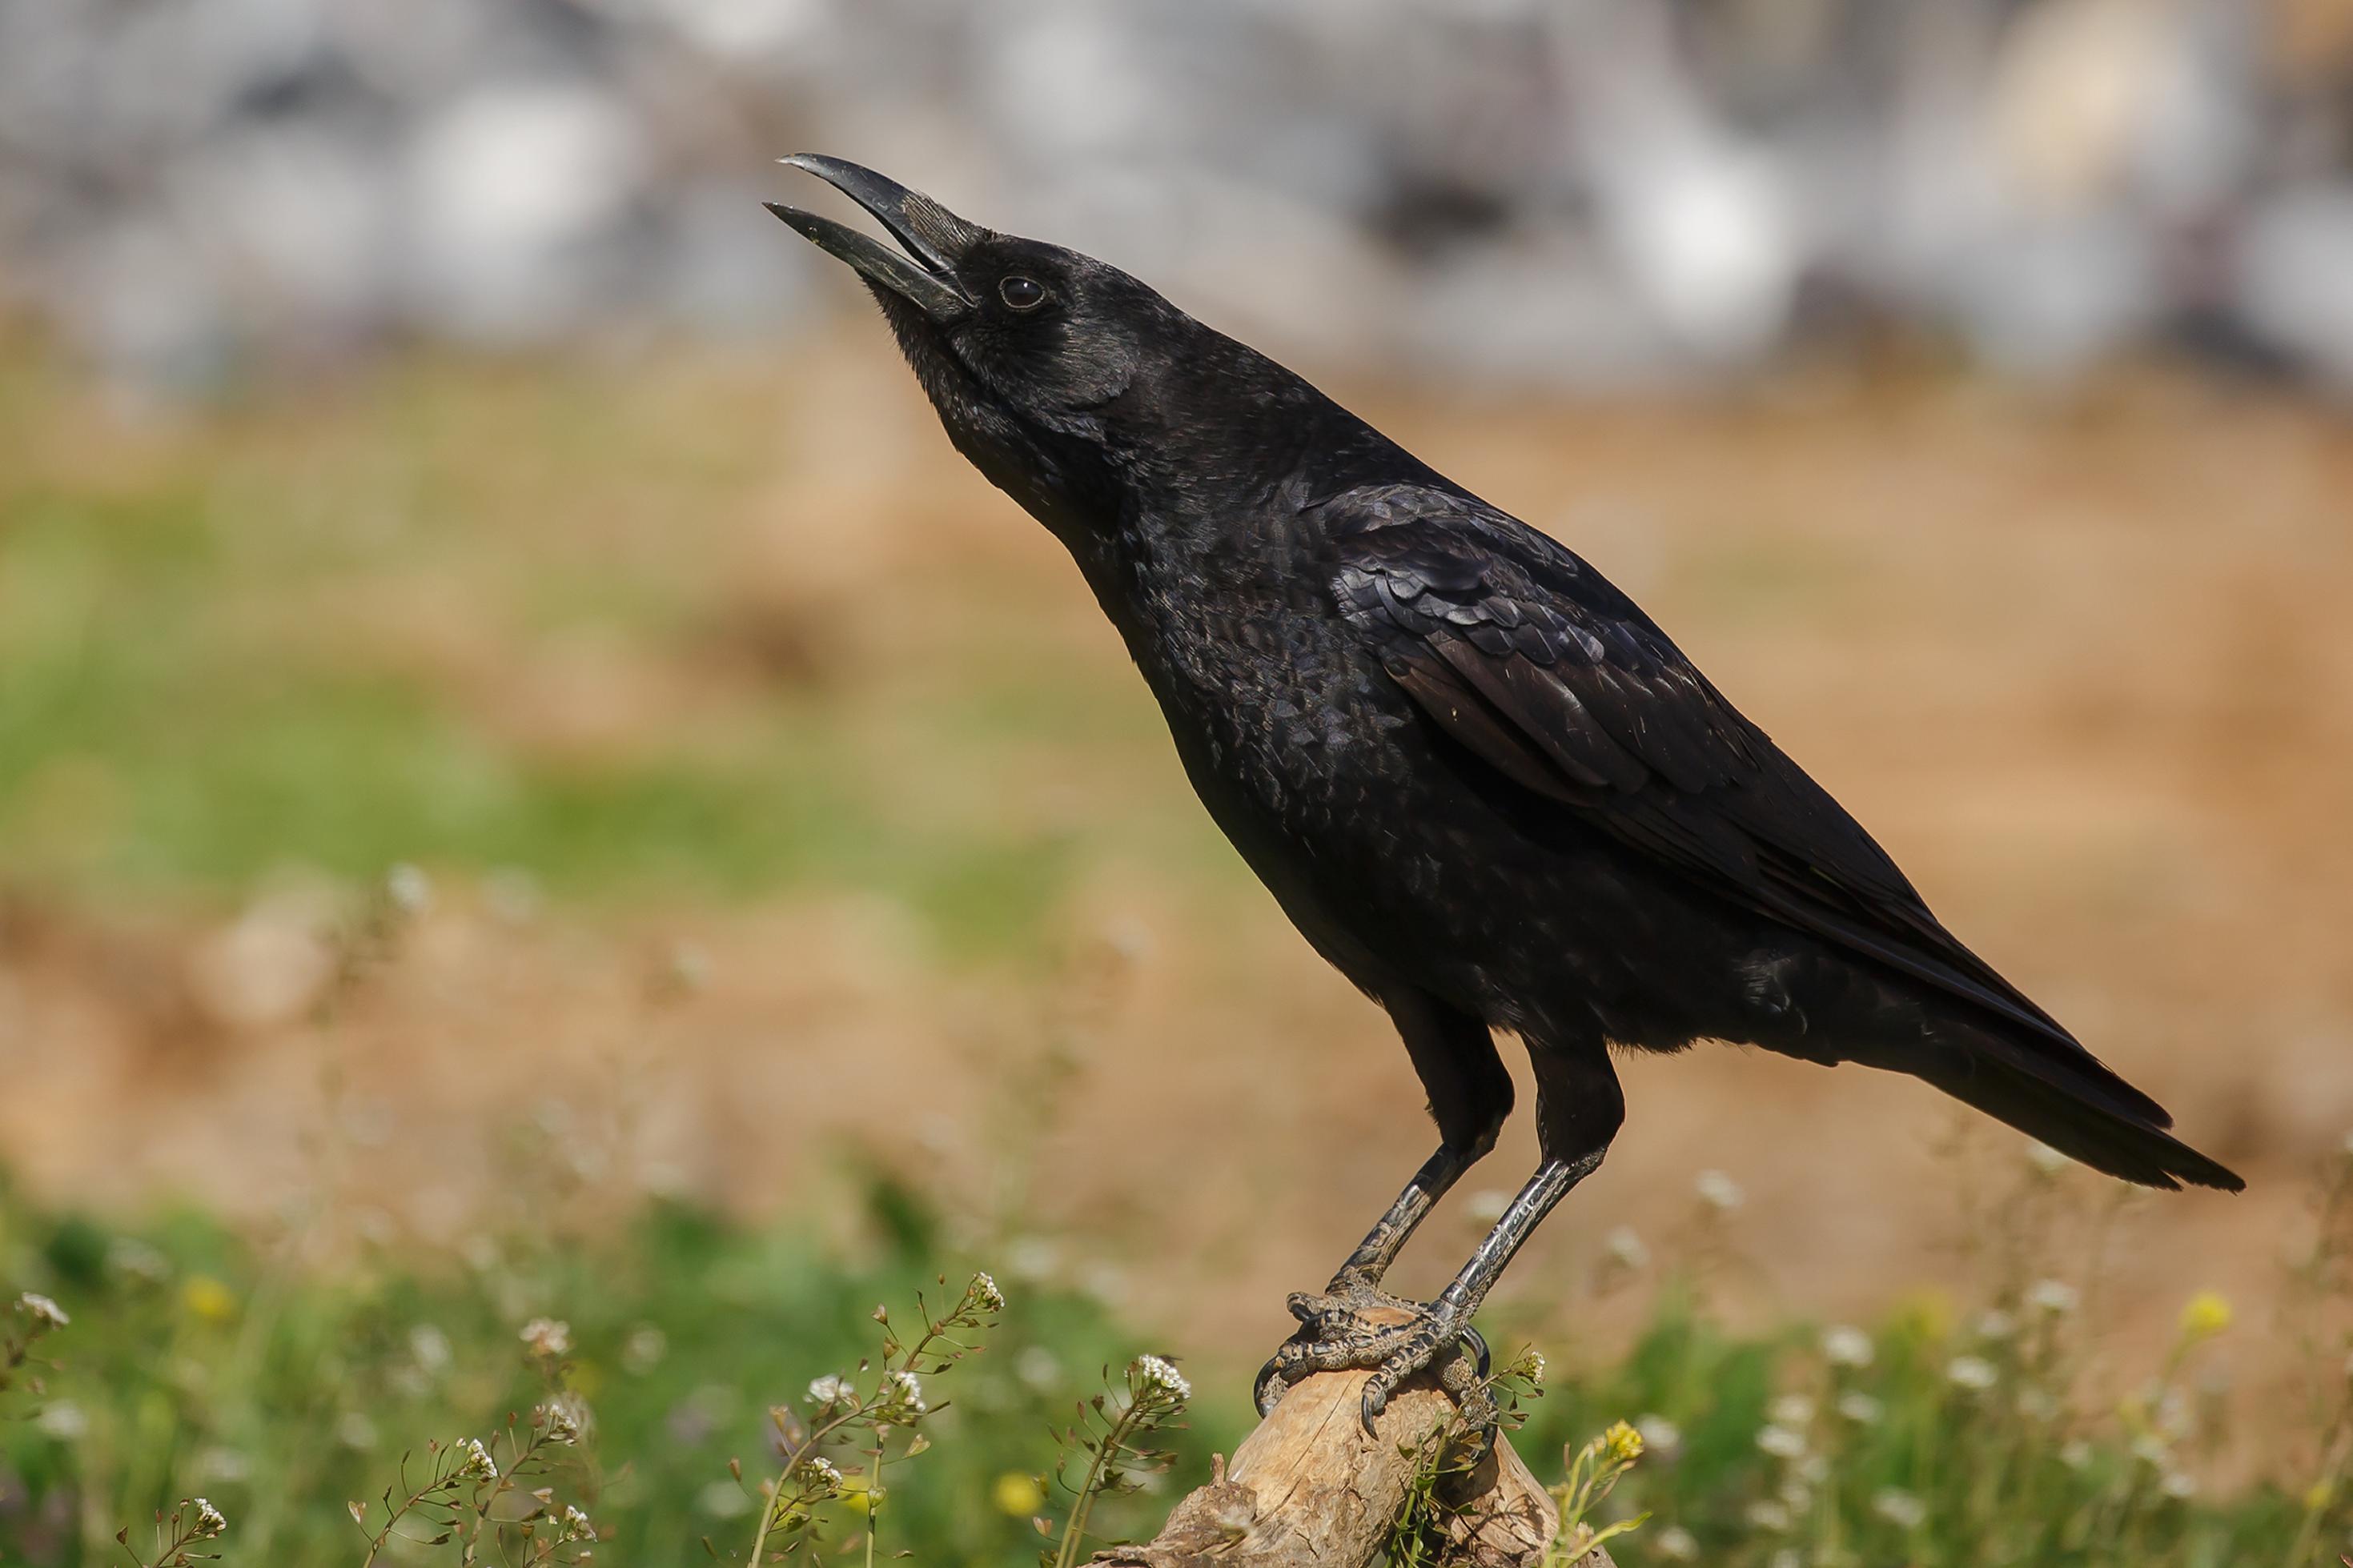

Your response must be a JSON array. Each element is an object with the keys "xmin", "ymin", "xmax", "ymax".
[
  {"xmin": 622, "ymin": 1324, "xmax": 668, "ymax": 1374},
  {"xmin": 884, "ymin": 1368, "xmax": 927, "ymax": 1413},
  {"xmin": 411, "ymin": 1324, "xmax": 453, "ymax": 1373},
  {"xmin": 2132, "ymin": 1433, "xmax": 2170, "ymax": 1468},
  {"xmin": 2027, "ymin": 1141, "xmax": 2070, "ymax": 1175},
  {"xmin": 807, "ymin": 1374, "xmax": 856, "ymax": 1409},
  {"xmin": 1768, "ymin": 1548, "xmax": 1801, "ymax": 1568},
  {"xmin": 385, "ymin": 863, "xmax": 433, "ymax": 916},
  {"xmin": 1769, "ymin": 1394, "xmax": 1815, "ymax": 1427},
  {"xmin": 191, "ymin": 1498, "xmax": 228, "ymax": 1538},
  {"xmin": 1602, "ymin": 1225, "xmax": 1650, "ymax": 1271},
  {"xmin": 1652, "ymin": 1525, "xmax": 1700, "ymax": 1561},
  {"xmin": 560, "ymin": 1504, "xmax": 594, "ymax": 1542},
  {"xmin": 1635, "ymin": 1413, "xmax": 1684, "ymax": 1458},
  {"xmin": 2059, "ymin": 1439, "xmax": 2094, "ymax": 1470},
  {"xmin": 537, "ymin": 1400, "xmax": 583, "ymax": 1445},
  {"xmin": 519, "ymin": 1317, "xmax": 572, "ymax": 1357},
  {"xmin": 456, "ymin": 1437, "xmax": 499, "ymax": 1482},
  {"xmin": 1100, "ymin": 916, "xmax": 1153, "ymax": 963},
  {"xmin": 1821, "ymin": 1325, "xmax": 1873, "ymax": 1367},
  {"xmin": 1694, "ymin": 1169, "xmax": 1745, "ymax": 1213},
  {"xmin": 1945, "ymin": 1354, "xmax": 1998, "ymax": 1391},
  {"xmin": 1756, "ymin": 1423, "xmax": 1808, "ymax": 1460},
  {"xmin": 106, "ymin": 1239, "xmax": 171, "ymax": 1284},
  {"xmin": 1015, "ymin": 1345, "xmax": 1060, "ymax": 1390},
  {"xmin": 1523, "ymin": 1349, "xmax": 1547, "ymax": 1387},
  {"xmin": 2161, "ymin": 1470, "xmax": 2198, "ymax": 1500},
  {"xmin": 1873, "ymin": 1488, "xmax": 1927, "ymax": 1530},
  {"xmin": 1836, "ymin": 1391, "xmax": 1883, "ymax": 1426},
  {"xmin": 2027, "ymin": 1279, "xmax": 2079, "ymax": 1315},
  {"xmin": 1130, "ymin": 1354, "xmax": 1191, "ymax": 1403},
  {"xmin": 697, "ymin": 1480, "xmax": 754, "ymax": 1518},
  {"xmin": 1742, "ymin": 1498, "xmax": 1791, "ymax": 1532},
  {"xmin": 799, "ymin": 1454, "xmax": 844, "ymax": 1497},
  {"xmin": 1079, "ymin": 1262, "xmax": 1126, "ymax": 1306},
  {"xmin": 1974, "ymin": 1309, "xmax": 2017, "ymax": 1341},
  {"xmin": 17, "ymin": 1293, "xmax": 68, "ymax": 1329},
  {"xmin": 967, "ymin": 1272, "xmax": 1006, "ymax": 1313},
  {"xmin": 195, "ymin": 1446, "xmax": 250, "ymax": 1484},
  {"xmin": 1796, "ymin": 1453, "xmax": 1829, "ymax": 1485},
  {"xmin": 35, "ymin": 1401, "xmax": 86, "ymax": 1440},
  {"xmin": 1006, "ymin": 1236, "xmax": 1059, "ymax": 1281},
  {"xmin": 667, "ymin": 940, "xmax": 713, "ymax": 992}
]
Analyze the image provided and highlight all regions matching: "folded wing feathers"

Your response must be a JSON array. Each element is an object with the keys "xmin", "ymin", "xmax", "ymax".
[{"xmin": 1327, "ymin": 484, "xmax": 2093, "ymax": 1061}]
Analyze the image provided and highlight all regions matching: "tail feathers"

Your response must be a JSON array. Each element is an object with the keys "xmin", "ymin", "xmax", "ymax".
[{"xmin": 1915, "ymin": 1035, "xmax": 2243, "ymax": 1193}]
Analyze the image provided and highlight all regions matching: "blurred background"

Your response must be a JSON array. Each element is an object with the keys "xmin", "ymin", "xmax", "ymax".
[
  {"xmin": 9, "ymin": 0, "xmax": 2353, "ymax": 389},
  {"xmin": 9, "ymin": 0, "xmax": 2353, "ymax": 390},
  {"xmin": 2, "ymin": 0, "xmax": 2351, "ymax": 1470}
]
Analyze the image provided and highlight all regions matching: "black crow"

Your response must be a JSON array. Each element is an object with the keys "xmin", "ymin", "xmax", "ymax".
[{"xmin": 768, "ymin": 156, "xmax": 2242, "ymax": 1430}]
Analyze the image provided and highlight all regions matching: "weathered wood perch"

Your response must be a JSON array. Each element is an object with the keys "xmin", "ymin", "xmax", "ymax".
[{"xmin": 1098, "ymin": 1345, "xmax": 1617, "ymax": 1568}]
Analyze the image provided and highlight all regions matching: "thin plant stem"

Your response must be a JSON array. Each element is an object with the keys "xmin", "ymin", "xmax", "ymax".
[
  {"xmin": 865, "ymin": 1420, "xmax": 884, "ymax": 1568},
  {"xmin": 1051, "ymin": 1398, "xmax": 1148, "ymax": 1568}
]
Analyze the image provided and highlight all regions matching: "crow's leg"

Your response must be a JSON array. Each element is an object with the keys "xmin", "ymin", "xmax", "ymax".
[
  {"xmin": 1251, "ymin": 1143, "xmax": 1467, "ymax": 1417},
  {"xmin": 1260, "ymin": 1045, "xmax": 1624, "ymax": 1434},
  {"xmin": 1330, "ymin": 1143, "xmax": 1468, "ymax": 1286},
  {"xmin": 1254, "ymin": 995, "xmax": 1511, "ymax": 1418}
]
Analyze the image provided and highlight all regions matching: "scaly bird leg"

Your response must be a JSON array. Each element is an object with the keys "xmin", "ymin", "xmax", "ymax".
[
  {"xmin": 1329, "ymin": 1143, "xmax": 1469, "ymax": 1287},
  {"xmin": 1253, "ymin": 1144, "xmax": 1468, "ymax": 1417},
  {"xmin": 1260, "ymin": 1148, "xmax": 1608, "ymax": 1434}
]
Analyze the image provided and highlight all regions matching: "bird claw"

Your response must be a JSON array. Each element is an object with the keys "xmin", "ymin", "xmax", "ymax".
[{"xmin": 1252, "ymin": 1277, "xmax": 1496, "ymax": 1450}]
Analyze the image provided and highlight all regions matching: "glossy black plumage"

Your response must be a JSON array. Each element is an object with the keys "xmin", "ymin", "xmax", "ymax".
[{"xmin": 770, "ymin": 156, "xmax": 2240, "ymax": 1422}]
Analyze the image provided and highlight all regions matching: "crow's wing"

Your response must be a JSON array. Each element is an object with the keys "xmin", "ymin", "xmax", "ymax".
[{"xmin": 1323, "ymin": 482, "xmax": 2079, "ymax": 1053}]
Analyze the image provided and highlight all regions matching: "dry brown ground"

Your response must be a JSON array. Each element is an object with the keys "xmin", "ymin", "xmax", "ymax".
[{"xmin": 2, "ymin": 338, "xmax": 2350, "ymax": 1391}]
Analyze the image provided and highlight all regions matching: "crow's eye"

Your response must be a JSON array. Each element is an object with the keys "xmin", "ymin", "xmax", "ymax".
[{"xmin": 998, "ymin": 275, "xmax": 1046, "ymax": 311}]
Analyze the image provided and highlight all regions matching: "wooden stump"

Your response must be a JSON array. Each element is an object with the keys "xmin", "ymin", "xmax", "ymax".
[{"xmin": 1096, "ymin": 1351, "xmax": 1616, "ymax": 1568}]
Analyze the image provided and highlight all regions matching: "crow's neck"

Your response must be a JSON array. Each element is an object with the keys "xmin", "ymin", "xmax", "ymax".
[
  {"xmin": 1105, "ymin": 351, "xmax": 1439, "ymax": 547},
  {"xmin": 1070, "ymin": 374, "xmax": 1438, "ymax": 697}
]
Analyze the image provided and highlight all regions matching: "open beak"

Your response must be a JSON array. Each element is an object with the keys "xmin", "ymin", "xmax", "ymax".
[{"xmin": 767, "ymin": 154, "xmax": 985, "ymax": 321}]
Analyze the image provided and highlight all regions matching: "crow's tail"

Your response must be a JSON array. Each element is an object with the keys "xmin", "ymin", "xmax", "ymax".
[{"xmin": 1906, "ymin": 1021, "xmax": 2243, "ymax": 1193}]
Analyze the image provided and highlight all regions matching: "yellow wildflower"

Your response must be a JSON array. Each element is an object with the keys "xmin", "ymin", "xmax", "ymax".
[
  {"xmin": 992, "ymin": 1472, "xmax": 1045, "ymax": 1516},
  {"xmin": 1601, "ymin": 1421, "xmax": 1644, "ymax": 1464},
  {"xmin": 1889, "ymin": 1288, "xmax": 1955, "ymax": 1342},
  {"xmin": 182, "ymin": 1277, "xmax": 236, "ymax": 1323},
  {"xmin": 2178, "ymin": 1291, "xmax": 2232, "ymax": 1341}
]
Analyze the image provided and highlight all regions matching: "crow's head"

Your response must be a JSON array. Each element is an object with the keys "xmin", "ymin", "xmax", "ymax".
[{"xmin": 769, "ymin": 155, "xmax": 1290, "ymax": 538}]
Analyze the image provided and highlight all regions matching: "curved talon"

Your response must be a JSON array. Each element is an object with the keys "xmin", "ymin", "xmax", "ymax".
[
  {"xmin": 1460, "ymin": 1322, "xmax": 1492, "ymax": 1381},
  {"xmin": 1257, "ymin": 1288, "xmax": 1490, "ymax": 1438},
  {"xmin": 1456, "ymin": 1328, "xmax": 1500, "ymax": 1470},
  {"xmin": 1357, "ymin": 1323, "xmax": 1441, "ymax": 1433},
  {"xmin": 1437, "ymin": 1346, "xmax": 1501, "ymax": 1475},
  {"xmin": 1269, "ymin": 1334, "xmax": 1362, "ymax": 1382},
  {"xmin": 1253, "ymin": 1356, "xmax": 1290, "ymax": 1418}
]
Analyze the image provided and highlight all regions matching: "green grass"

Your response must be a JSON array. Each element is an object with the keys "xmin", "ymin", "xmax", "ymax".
[
  {"xmin": 0, "ymin": 1173, "xmax": 1248, "ymax": 1567},
  {"xmin": 0, "ymin": 355, "xmax": 1102, "ymax": 956},
  {"xmin": 1520, "ymin": 1302, "xmax": 2309, "ymax": 1566},
  {"xmin": 1, "ymin": 1165, "xmax": 2335, "ymax": 1568}
]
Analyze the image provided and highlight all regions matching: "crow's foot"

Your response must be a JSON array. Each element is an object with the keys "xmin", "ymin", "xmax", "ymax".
[{"xmin": 1251, "ymin": 1272, "xmax": 1494, "ymax": 1439}]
